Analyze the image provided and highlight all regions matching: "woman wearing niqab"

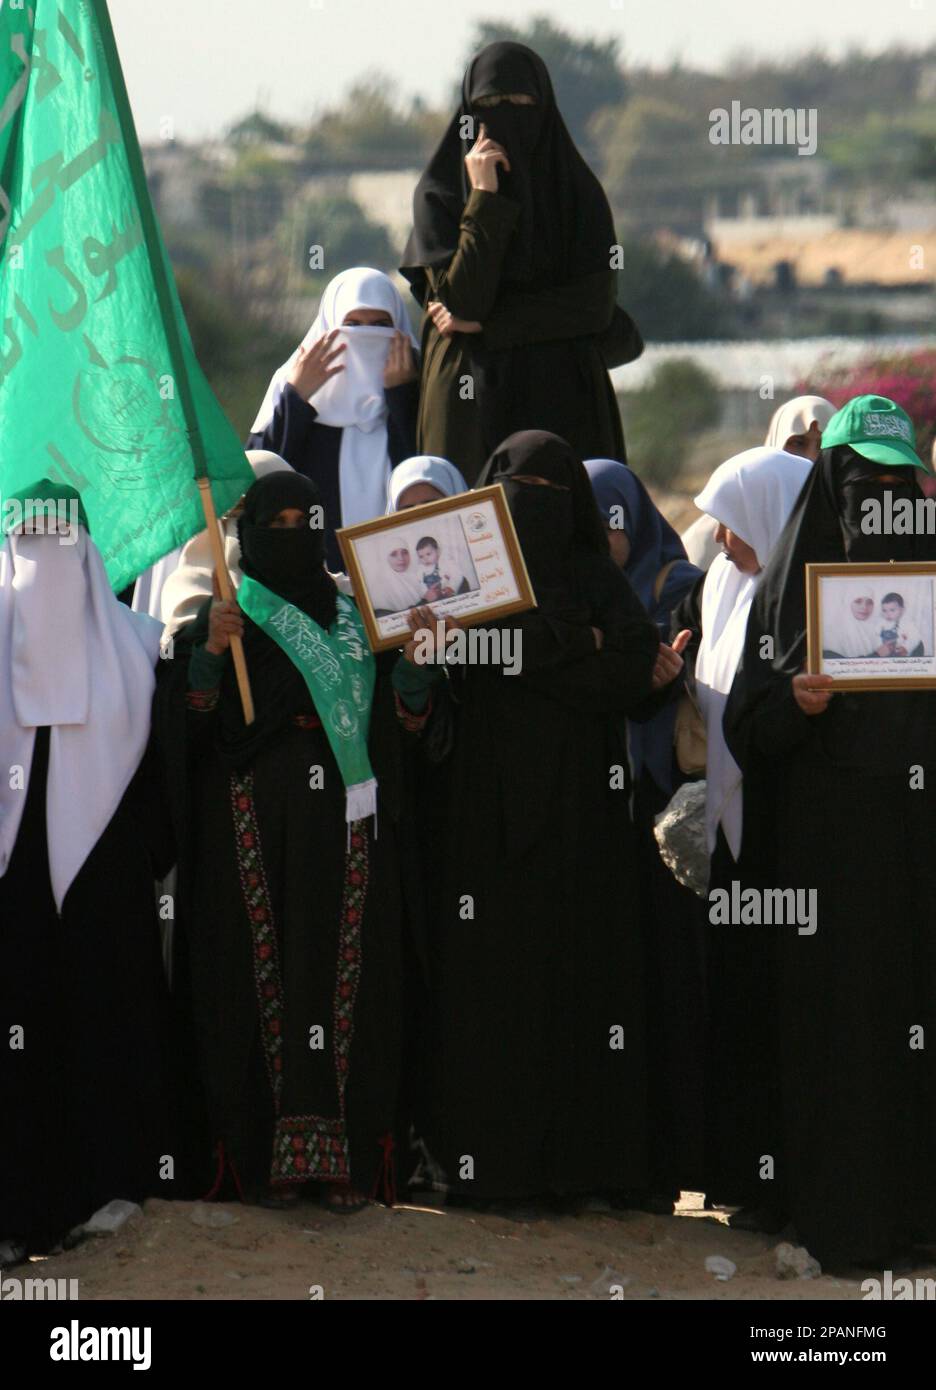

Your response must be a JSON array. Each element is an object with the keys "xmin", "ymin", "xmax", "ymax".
[
  {"xmin": 425, "ymin": 431, "xmax": 659, "ymax": 1202},
  {"xmin": 248, "ymin": 269, "xmax": 420, "ymax": 569},
  {"xmin": 585, "ymin": 458, "xmax": 706, "ymax": 1198},
  {"xmin": 400, "ymin": 44, "xmax": 639, "ymax": 483},
  {"xmin": 155, "ymin": 472, "xmax": 415, "ymax": 1211},
  {"xmin": 0, "ymin": 486, "xmax": 175, "ymax": 1256},
  {"xmin": 724, "ymin": 397, "xmax": 936, "ymax": 1265}
]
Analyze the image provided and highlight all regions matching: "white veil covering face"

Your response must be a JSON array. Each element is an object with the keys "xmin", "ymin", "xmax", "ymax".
[
  {"xmin": 160, "ymin": 450, "xmax": 294, "ymax": 637},
  {"xmin": 693, "ymin": 447, "xmax": 813, "ymax": 858},
  {"xmin": 387, "ymin": 455, "xmax": 468, "ymax": 513},
  {"xmin": 0, "ymin": 528, "xmax": 162, "ymax": 911},
  {"xmin": 251, "ymin": 268, "xmax": 419, "ymax": 530},
  {"xmin": 824, "ymin": 578, "xmax": 877, "ymax": 658}
]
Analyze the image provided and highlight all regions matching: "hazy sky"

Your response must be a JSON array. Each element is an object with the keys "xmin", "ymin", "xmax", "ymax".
[{"xmin": 109, "ymin": 0, "xmax": 936, "ymax": 142}]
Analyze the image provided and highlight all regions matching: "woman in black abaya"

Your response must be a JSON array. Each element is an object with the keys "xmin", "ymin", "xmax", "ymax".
[
  {"xmin": 400, "ymin": 43, "xmax": 640, "ymax": 483},
  {"xmin": 156, "ymin": 472, "xmax": 414, "ymax": 1211},
  {"xmin": 724, "ymin": 397, "xmax": 936, "ymax": 1267},
  {"xmin": 0, "ymin": 491, "xmax": 175, "ymax": 1258},
  {"xmin": 425, "ymin": 431, "xmax": 659, "ymax": 1203}
]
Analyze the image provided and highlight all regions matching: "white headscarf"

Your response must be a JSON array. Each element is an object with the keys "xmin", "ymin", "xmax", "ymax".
[
  {"xmin": 693, "ymin": 447, "xmax": 813, "ymax": 859},
  {"xmin": 131, "ymin": 544, "xmax": 185, "ymax": 622},
  {"xmin": 681, "ymin": 512, "xmax": 723, "ymax": 572},
  {"xmin": 681, "ymin": 396, "xmax": 835, "ymax": 573},
  {"xmin": 824, "ymin": 578, "xmax": 877, "ymax": 658},
  {"xmin": 371, "ymin": 539, "xmax": 425, "ymax": 614},
  {"xmin": 160, "ymin": 450, "xmax": 294, "ymax": 637},
  {"xmin": 0, "ymin": 527, "xmax": 162, "ymax": 911},
  {"xmin": 251, "ymin": 268, "xmax": 418, "ymax": 530},
  {"xmin": 387, "ymin": 455, "xmax": 468, "ymax": 513},
  {"xmin": 764, "ymin": 394, "xmax": 836, "ymax": 452}
]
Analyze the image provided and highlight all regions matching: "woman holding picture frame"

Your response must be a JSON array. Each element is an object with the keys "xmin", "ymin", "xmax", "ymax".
[
  {"xmin": 420, "ymin": 430, "xmax": 661, "ymax": 1207},
  {"xmin": 724, "ymin": 396, "xmax": 936, "ymax": 1269},
  {"xmin": 155, "ymin": 471, "xmax": 425, "ymax": 1215}
]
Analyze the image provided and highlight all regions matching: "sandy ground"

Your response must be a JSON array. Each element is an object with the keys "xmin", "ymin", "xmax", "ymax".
[{"xmin": 24, "ymin": 1193, "xmax": 932, "ymax": 1301}]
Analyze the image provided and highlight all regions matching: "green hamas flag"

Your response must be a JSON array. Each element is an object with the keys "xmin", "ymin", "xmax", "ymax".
[{"xmin": 0, "ymin": 0, "xmax": 252, "ymax": 592}]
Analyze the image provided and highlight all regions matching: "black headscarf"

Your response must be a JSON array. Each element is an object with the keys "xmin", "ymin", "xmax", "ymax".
[
  {"xmin": 400, "ymin": 42, "xmax": 615, "ymax": 301},
  {"xmin": 177, "ymin": 472, "xmax": 339, "ymax": 765},
  {"xmin": 237, "ymin": 472, "xmax": 337, "ymax": 629},
  {"xmin": 475, "ymin": 430, "xmax": 611, "ymax": 629},
  {"xmin": 725, "ymin": 445, "xmax": 936, "ymax": 775}
]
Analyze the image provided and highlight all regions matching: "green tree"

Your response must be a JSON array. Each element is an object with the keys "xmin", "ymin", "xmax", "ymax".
[
  {"xmin": 625, "ymin": 360, "xmax": 721, "ymax": 489},
  {"xmin": 595, "ymin": 97, "xmax": 751, "ymax": 235},
  {"xmin": 174, "ymin": 263, "xmax": 296, "ymax": 438},
  {"xmin": 304, "ymin": 76, "xmax": 443, "ymax": 168},
  {"xmin": 615, "ymin": 238, "xmax": 735, "ymax": 341},
  {"xmin": 280, "ymin": 195, "xmax": 395, "ymax": 282},
  {"xmin": 227, "ymin": 110, "xmax": 292, "ymax": 147}
]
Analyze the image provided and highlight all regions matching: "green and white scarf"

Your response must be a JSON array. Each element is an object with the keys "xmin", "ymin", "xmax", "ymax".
[{"xmin": 238, "ymin": 576, "xmax": 377, "ymax": 823}]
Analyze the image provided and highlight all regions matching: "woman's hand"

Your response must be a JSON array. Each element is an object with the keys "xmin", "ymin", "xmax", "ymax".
[
  {"xmin": 427, "ymin": 301, "xmax": 482, "ymax": 337},
  {"xmin": 401, "ymin": 606, "xmax": 461, "ymax": 666},
  {"xmin": 383, "ymin": 330, "xmax": 417, "ymax": 389},
  {"xmin": 592, "ymin": 627, "xmax": 604, "ymax": 651},
  {"xmin": 651, "ymin": 629, "xmax": 691, "ymax": 691},
  {"xmin": 286, "ymin": 329, "xmax": 346, "ymax": 398},
  {"xmin": 205, "ymin": 599, "xmax": 244, "ymax": 656},
  {"xmin": 792, "ymin": 671, "xmax": 834, "ymax": 715},
  {"xmin": 465, "ymin": 121, "xmax": 511, "ymax": 192}
]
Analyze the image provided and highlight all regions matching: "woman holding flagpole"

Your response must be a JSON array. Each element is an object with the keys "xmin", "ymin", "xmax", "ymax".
[{"xmin": 156, "ymin": 472, "xmax": 417, "ymax": 1212}]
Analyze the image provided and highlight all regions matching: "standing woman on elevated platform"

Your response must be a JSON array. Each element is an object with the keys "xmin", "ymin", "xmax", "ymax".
[{"xmin": 401, "ymin": 42, "xmax": 640, "ymax": 484}]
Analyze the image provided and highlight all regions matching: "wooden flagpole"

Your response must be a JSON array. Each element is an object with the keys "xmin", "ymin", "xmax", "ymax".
[
  {"xmin": 94, "ymin": 0, "xmax": 255, "ymax": 724},
  {"xmin": 197, "ymin": 478, "xmax": 254, "ymax": 725}
]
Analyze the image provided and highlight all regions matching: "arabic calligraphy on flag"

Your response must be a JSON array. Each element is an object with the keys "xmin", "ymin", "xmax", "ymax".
[{"xmin": 0, "ymin": 0, "xmax": 251, "ymax": 591}]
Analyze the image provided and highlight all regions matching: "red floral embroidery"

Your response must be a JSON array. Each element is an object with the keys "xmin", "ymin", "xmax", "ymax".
[
  {"xmin": 230, "ymin": 774, "xmax": 369, "ymax": 1187},
  {"xmin": 273, "ymin": 1115, "xmax": 350, "ymax": 1183},
  {"xmin": 230, "ymin": 772, "xmax": 285, "ymax": 1105}
]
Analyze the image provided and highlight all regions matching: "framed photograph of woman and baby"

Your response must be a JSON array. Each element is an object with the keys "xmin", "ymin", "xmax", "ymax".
[
  {"xmin": 806, "ymin": 561, "xmax": 936, "ymax": 689},
  {"xmin": 336, "ymin": 484, "xmax": 536, "ymax": 653}
]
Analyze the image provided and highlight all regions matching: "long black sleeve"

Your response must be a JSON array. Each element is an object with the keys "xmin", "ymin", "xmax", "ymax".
[{"xmin": 519, "ymin": 562, "xmax": 658, "ymax": 715}]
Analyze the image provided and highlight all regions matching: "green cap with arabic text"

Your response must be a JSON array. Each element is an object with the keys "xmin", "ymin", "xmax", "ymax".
[{"xmin": 822, "ymin": 395, "xmax": 927, "ymax": 472}]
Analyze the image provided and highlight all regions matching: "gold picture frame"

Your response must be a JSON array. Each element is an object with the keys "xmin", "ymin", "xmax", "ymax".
[
  {"xmin": 806, "ymin": 560, "xmax": 936, "ymax": 690},
  {"xmin": 336, "ymin": 483, "xmax": 536, "ymax": 653}
]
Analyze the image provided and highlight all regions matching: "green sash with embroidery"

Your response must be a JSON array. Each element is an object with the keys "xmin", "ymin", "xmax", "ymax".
[{"xmin": 238, "ymin": 576, "xmax": 377, "ymax": 823}]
